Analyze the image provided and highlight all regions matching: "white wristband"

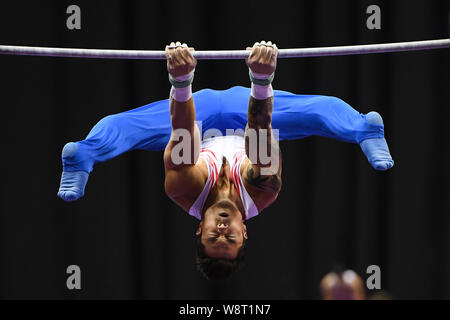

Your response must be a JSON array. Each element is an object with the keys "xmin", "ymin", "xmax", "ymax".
[
  {"xmin": 170, "ymin": 85, "xmax": 192, "ymax": 102},
  {"xmin": 251, "ymin": 83, "xmax": 273, "ymax": 100},
  {"xmin": 249, "ymin": 71, "xmax": 274, "ymax": 100},
  {"xmin": 169, "ymin": 70, "xmax": 194, "ymax": 102}
]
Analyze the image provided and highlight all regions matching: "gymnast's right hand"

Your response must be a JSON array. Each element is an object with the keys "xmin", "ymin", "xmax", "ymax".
[{"xmin": 165, "ymin": 41, "xmax": 196, "ymax": 78}]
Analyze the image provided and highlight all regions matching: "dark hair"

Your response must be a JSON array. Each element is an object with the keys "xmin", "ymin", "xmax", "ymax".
[{"xmin": 196, "ymin": 235, "xmax": 246, "ymax": 280}]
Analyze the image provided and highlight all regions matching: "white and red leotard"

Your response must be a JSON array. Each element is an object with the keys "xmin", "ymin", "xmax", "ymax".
[{"xmin": 188, "ymin": 135, "xmax": 259, "ymax": 220}]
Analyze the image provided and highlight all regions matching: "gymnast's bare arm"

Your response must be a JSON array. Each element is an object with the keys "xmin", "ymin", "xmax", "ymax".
[
  {"xmin": 242, "ymin": 42, "xmax": 282, "ymax": 211},
  {"xmin": 163, "ymin": 43, "xmax": 208, "ymax": 211}
]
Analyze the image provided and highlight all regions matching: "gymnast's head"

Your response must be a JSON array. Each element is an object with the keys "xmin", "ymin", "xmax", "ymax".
[{"xmin": 195, "ymin": 198, "xmax": 248, "ymax": 280}]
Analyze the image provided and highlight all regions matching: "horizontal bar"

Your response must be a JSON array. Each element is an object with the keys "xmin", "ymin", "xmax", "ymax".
[{"xmin": 0, "ymin": 39, "xmax": 449, "ymax": 60}]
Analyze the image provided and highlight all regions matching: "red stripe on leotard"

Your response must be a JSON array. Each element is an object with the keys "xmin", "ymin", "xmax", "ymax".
[
  {"xmin": 201, "ymin": 148, "xmax": 219, "ymax": 191},
  {"xmin": 231, "ymin": 152, "xmax": 244, "ymax": 198}
]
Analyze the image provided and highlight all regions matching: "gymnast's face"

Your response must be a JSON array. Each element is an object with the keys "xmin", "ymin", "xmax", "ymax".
[{"xmin": 196, "ymin": 199, "xmax": 248, "ymax": 260}]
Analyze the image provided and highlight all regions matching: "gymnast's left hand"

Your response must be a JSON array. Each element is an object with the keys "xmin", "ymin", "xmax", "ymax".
[
  {"xmin": 246, "ymin": 40, "xmax": 278, "ymax": 76},
  {"xmin": 165, "ymin": 41, "xmax": 197, "ymax": 78}
]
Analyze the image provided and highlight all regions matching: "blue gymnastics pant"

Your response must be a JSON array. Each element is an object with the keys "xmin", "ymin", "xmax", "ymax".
[{"xmin": 62, "ymin": 86, "xmax": 384, "ymax": 173}]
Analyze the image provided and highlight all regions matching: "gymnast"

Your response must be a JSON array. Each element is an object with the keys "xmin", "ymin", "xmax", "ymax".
[{"xmin": 58, "ymin": 41, "xmax": 394, "ymax": 280}]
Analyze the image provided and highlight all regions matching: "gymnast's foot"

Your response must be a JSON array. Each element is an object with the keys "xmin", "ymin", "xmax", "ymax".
[
  {"xmin": 57, "ymin": 142, "xmax": 90, "ymax": 202},
  {"xmin": 360, "ymin": 112, "xmax": 394, "ymax": 171}
]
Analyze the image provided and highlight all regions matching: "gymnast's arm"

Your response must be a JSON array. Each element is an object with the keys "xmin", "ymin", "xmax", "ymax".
[
  {"xmin": 243, "ymin": 96, "xmax": 282, "ymax": 208},
  {"xmin": 242, "ymin": 42, "xmax": 282, "ymax": 210},
  {"xmin": 163, "ymin": 42, "xmax": 206, "ymax": 210}
]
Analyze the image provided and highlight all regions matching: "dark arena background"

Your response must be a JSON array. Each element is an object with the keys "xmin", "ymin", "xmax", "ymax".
[{"xmin": 0, "ymin": 0, "xmax": 449, "ymax": 302}]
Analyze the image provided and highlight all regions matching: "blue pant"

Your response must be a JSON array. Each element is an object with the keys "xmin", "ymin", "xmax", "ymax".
[{"xmin": 62, "ymin": 86, "xmax": 384, "ymax": 173}]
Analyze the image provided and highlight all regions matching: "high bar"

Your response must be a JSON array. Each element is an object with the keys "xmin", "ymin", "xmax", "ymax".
[{"xmin": 0, "ymin": 39, "xmax": 448, "ymax": 60}]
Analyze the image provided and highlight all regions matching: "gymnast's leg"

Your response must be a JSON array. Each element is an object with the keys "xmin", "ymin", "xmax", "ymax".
[
  {"xmin": 58, "ymin": 100, "xmax": 171, "ymax": 202},
  {"xmin": 272, "ymin": 90, "xmax": 394, "ymax": 170},
  {"xmin": 58, "ymin": 86, "xmax": 393, "ymax": 202},
  {"xmin": 215, "ymin": 86, "xmax": 394, "ymax": 170},
  {"xmin": 57, "ymin": 88, "xmax": 223, "ymax": 202}
]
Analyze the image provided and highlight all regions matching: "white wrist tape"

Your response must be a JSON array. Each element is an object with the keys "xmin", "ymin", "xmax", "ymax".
[
  {"xmin": 251, "ymin": 83, "xmax": 273, "ymax": 100},
  {"xmin": 170, "ymin": 85, "xmax": 192, "ymax": 102},
  {"xmin": 250, "ymin": 71, "xmax": 274, "ymax": 100},
  {"xmin": 170, "ymin": 70, "xmax": 194, "ymax": 102}
]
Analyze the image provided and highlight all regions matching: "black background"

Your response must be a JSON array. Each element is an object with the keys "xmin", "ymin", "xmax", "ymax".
[{"xmin": 0, "ymin": 0, "xmax": 449, "ymax": 299}]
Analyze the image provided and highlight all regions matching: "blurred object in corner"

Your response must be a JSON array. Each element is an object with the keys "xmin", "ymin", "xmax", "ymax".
[{"xmin": 320, "ymin": 268, "xmax": 367, "ymax": 300}]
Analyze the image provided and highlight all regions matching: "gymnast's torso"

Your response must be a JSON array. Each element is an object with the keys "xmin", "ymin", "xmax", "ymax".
[
  {"xmin": 188, "ymin": 135, "xmax": 259, "ymax": 220},
  {"xmin": 164, "ymin": 134, "xmax": 280, "ymax": 219}
]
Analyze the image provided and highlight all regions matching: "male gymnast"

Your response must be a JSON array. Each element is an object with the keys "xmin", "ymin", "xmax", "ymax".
[{"xmin": 58, "ymin": 41, "xmax": 394, "ymax": 280}]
